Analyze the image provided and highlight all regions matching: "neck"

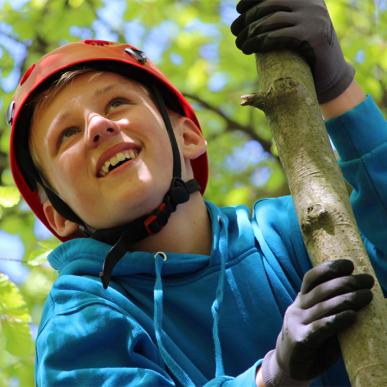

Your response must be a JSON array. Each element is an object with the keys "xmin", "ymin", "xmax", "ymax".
[{"xmin": 130, "ymin": 192, "xmax": 212, "ymax": 255}]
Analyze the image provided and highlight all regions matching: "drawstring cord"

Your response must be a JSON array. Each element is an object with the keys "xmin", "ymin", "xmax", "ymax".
[
  {"xmin": 152, "ymin": 214, "xmax": 228, "ymax": 383},
  {"xmin": 153, "ymin": 252, "xmax": 195, "ymax": 386},
  {"xmin": 211, "ymin": 216, "xmax": 227, "ymax": 377}
]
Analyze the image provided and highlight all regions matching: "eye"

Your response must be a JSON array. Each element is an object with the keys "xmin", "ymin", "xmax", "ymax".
[
  {"xmin": 58, "ymin": 127, "xmax": 81, "ymax": 145},
  {"xmin": 108, "ymin": 98, "xmax": 128, "ymax": 111}
]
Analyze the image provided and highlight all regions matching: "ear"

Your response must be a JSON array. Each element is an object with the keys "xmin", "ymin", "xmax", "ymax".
[
  {"xmin": 175, "ymin": 117, "xmax": 207, "ymax": 160},
  {"xmin": 42, "ymin": 200, "xmax": 79, "ymax": 237}
]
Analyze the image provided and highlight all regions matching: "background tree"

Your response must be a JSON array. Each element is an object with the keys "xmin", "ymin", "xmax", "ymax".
[{"xmin": 0, "ymin": 1, "xmax": 385, "ymax": 385}]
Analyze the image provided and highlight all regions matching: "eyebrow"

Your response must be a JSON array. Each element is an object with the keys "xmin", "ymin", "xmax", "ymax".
[
  {"xmin": 52, "ymin": 83, "xmax": 123, "ymax": 124},
  {"xmin": 94, "ymin": 83, "xmax": 121, "ymax": 97}
]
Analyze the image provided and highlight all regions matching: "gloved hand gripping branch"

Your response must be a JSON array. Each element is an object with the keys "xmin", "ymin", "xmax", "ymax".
[
  {"xmin": 261, "ymin": 259, "xmax": 374, "ymax": 386},
  {"xmin": 231, "ymin": 0, "xmax": 355, "ymax": 103}
]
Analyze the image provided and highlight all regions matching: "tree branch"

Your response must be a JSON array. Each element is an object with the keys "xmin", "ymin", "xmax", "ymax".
[{"xmin": 183, "ymin": 92, "xmax": 274, "ymax": 155}]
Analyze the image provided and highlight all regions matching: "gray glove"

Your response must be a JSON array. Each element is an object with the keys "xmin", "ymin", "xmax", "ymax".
[
  {"xmin": 230, "ymin": 0, "xmax": 355, "ymax": 103},
  {"xmin": 262, "ymin": 259, "xmax": 374, "ymax": 386}
]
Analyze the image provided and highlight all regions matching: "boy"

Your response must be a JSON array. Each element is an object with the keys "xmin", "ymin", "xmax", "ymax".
[{"xmin": 8, "ymin": 0, "xmax": 386, "ymax": 386}]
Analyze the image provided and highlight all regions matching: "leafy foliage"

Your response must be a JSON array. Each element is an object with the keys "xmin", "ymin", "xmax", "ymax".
[
  {"xmin": 0, "ymin": 273, "xmax": 34, "ymax": 385},
  {"xmin": 0, "ymin": 0, "xmax": 385, "ymax": 385}
]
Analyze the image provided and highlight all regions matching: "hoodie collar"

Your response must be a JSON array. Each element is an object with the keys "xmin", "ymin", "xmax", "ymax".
[
  {"xmin": 48, "ymin": 201, "xmax": 255, "ymax": 279},
  {"xmin": 47, "ymin": 200, "xmax": 256, "ymax": 384}
]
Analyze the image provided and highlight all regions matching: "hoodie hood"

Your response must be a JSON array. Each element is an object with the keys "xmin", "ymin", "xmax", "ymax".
[{"xmin": 46, "ymin": 200, "xmax": 257, "ymax": 385}]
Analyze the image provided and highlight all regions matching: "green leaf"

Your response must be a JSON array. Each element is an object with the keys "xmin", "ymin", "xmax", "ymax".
[
  {"xmin": 68, "ymin": 0, "xmax": 84, "ymax": 7},
  {"xmin": 24, "ymin": 239, "xmax": 59, "ymax": 267},
  {"xmin": 224, "ymin": 186, "xmax": 251, "ymax": 206},
  {"xmin": 0, "ymin": 274, "xmax": 31, "ymax": 322},
  {"xmin": 2, "ymin": 319, "xmax": 34, "ymax": 358},
  {"xmin": 0, "ymin": 186, "xmax": 20, "ymax": 208},
  {"xmin": 0, "ymin": 170, "xmax": 13, "ymax": 187},
  {"xmin": 24, "ymin": 249, "xmax": 50, "ymax": 267},
  {"xmin": 0, "ymin": 274, "xmax": 33, "ymax": 358}
]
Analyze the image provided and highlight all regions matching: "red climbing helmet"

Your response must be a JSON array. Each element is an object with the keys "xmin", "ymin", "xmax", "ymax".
[{"xmin": 8, "ymin": 40, "xmax": 208, "ymax": 241}]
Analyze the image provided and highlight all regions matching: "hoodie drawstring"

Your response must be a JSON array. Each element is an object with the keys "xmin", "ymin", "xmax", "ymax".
[
  {"xmin": 153, "ymin": 252, "xmax": 195, "ymax": 386},
  {"xmin": 152, "ymin": 214, "xmax": 228, "ymax": 383},
  {"xmin": 211, "ymin": 215, "xmax": 227, "ymax": 377}
]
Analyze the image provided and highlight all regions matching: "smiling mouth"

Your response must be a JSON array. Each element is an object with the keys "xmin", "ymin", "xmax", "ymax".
[{"xmin": 98, "ymin": 148, "xmax": 140, "ymax": 177}]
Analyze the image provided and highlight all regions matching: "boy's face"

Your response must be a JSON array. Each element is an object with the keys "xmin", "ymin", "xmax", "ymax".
[{"xmin": 30, "ymin": 71, "xmax": 200, "ymax": 231}]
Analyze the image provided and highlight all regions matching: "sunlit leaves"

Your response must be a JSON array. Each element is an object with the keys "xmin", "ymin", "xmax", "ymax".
[
  {"xmin": 0, "ymin": 274, "xmax": 33, "ymax": 357},
  {"xmin": 0, "ymin": 186, "xmax": 20, "ymax": 208},
  {"xmin": 69, "ymin": 0, "xmax": 85, "ymax": 8},
  {"xmin": 186, "ymin": 59, "xmax": 209, "ymax": 91},
  {"xmin": 0, "ymin": 47, "xmax": 14, "ymax": 79},
  {"xmin": 224, "ymin": 186, "xmax": 251, "ymax": 206},
  {"xmin": 24, "ymin": 239, "xmax": 59, "ymax": 267},
  {"xmin": 0, "ymin": 273, "xmax": 34, "ymax": 385},
  {"xmin": 0, "ymin": 1, "xmax": 386, "ymax": 385},
  {"xmin": 326, "ymin": 0, "xmax": 386, "ymax": 104}
]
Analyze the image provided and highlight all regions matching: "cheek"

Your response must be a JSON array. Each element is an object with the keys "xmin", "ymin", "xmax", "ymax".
[
  {"xmin": 57, "ymin": 150, "xmax": 84, "ymax": 183},
  {"xmin": 53, "ymin": 150, "xmax": 97, "ymax": 204}
]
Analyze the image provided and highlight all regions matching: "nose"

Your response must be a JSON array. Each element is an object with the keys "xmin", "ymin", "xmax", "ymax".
[{"xmin": 86, "ymin": 113, "xmax": 118, "ymax": 147}]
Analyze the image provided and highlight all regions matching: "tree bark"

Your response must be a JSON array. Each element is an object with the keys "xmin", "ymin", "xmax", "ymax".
[{"xmin": 241, "ymin": 51, "xmax": 387, "ymax": 386}]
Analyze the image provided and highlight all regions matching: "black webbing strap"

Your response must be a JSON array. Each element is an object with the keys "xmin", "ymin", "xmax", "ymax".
[
  {"xmin": 44, "ymin": 184, "xmax": 84, "ymax": 224},
  {"xmin": 98, "ymin": 178, "xmax": 200, "ymax": 288},
  {"xmin": 151, "ymin": 85, "xmax": 182, "ymax": 178}
]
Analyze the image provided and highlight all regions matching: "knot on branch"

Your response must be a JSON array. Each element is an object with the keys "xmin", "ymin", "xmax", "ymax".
[
  {"xmin": 240, "ymin": 77, "xmax": 300, "ymax": 112},
  {"xmin": 301, "ymin": 204, "xmax": 329, "ymax": 234},
  {"xmin": 273, "ymin": 77, "xmax": 299, "ymax": 93}
]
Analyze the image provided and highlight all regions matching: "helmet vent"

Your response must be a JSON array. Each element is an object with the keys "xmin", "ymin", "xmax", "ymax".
[
  {"xmin": 20, "ymin": 64, "xmax": 35, "ymax": 86},
  {"xmin": 124, "ymin": 47, "xmax": 147, "ymax": 64},
  {"xmin": 7, "ymin": 101, "xmax": 15, "ymax": 125},
  {"xmin": 83, "ymin": 39, "xmax": 112, "ymax": 46}
]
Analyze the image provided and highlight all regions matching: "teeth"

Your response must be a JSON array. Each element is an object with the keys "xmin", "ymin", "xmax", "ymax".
[{"xmin": 99, "ymin": 149, "xmax": 138, "ymax": 177}]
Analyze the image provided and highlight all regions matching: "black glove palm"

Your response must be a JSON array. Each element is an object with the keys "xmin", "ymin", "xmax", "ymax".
[
  {"xmin": 231, "ymin": 0, "xmax": 355, "ymax": 103},
  {"xmin": 262, "ymin": 259, "xmax": 374, "ymax": 386}
]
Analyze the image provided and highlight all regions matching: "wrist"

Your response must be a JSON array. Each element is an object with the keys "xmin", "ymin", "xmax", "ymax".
[
  {"xmin": 261, "ymin": 350, "xmax": 310, "ymax": 387},
  {"xmin": 320, "ymin": 80, "xmax": 366, "ymax": 120}
]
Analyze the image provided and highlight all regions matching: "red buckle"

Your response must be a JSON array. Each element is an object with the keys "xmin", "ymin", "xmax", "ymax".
[
  {"xmin": 144, "ymin": 203, "xmax": 167, "ymax": 235},
  {"xmin": 144, "ymin": 215, "xmax": 158, "ymax": 235},
  {"xmin": 158, "ymin": 202, "xmax": 166, "ymax": 212}
]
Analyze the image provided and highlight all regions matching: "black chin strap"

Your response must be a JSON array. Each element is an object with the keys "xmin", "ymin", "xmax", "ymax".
[{"xmin": 96, "ymin": 177, "xmax": 200, "ymax": 288}]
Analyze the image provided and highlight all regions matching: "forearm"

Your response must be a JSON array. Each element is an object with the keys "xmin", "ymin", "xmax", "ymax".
[{"xmin": 320, "ymin": 80, "xmax": 366, "ymax": 120}]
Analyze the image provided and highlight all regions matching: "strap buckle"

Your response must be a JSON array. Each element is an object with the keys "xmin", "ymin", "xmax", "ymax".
[
  {"xmin": 169, "ymin": 178, "xmax": 190, "ymax": 205},
  {"xmin": 144, "ymin": 202, "xmax": 167, "ymax": 235}
]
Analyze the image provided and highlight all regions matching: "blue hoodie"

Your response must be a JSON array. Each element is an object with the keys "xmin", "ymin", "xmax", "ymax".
[{"xmin": 35, "ymin": 96, "xmax": 387, "ymax": 386}]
